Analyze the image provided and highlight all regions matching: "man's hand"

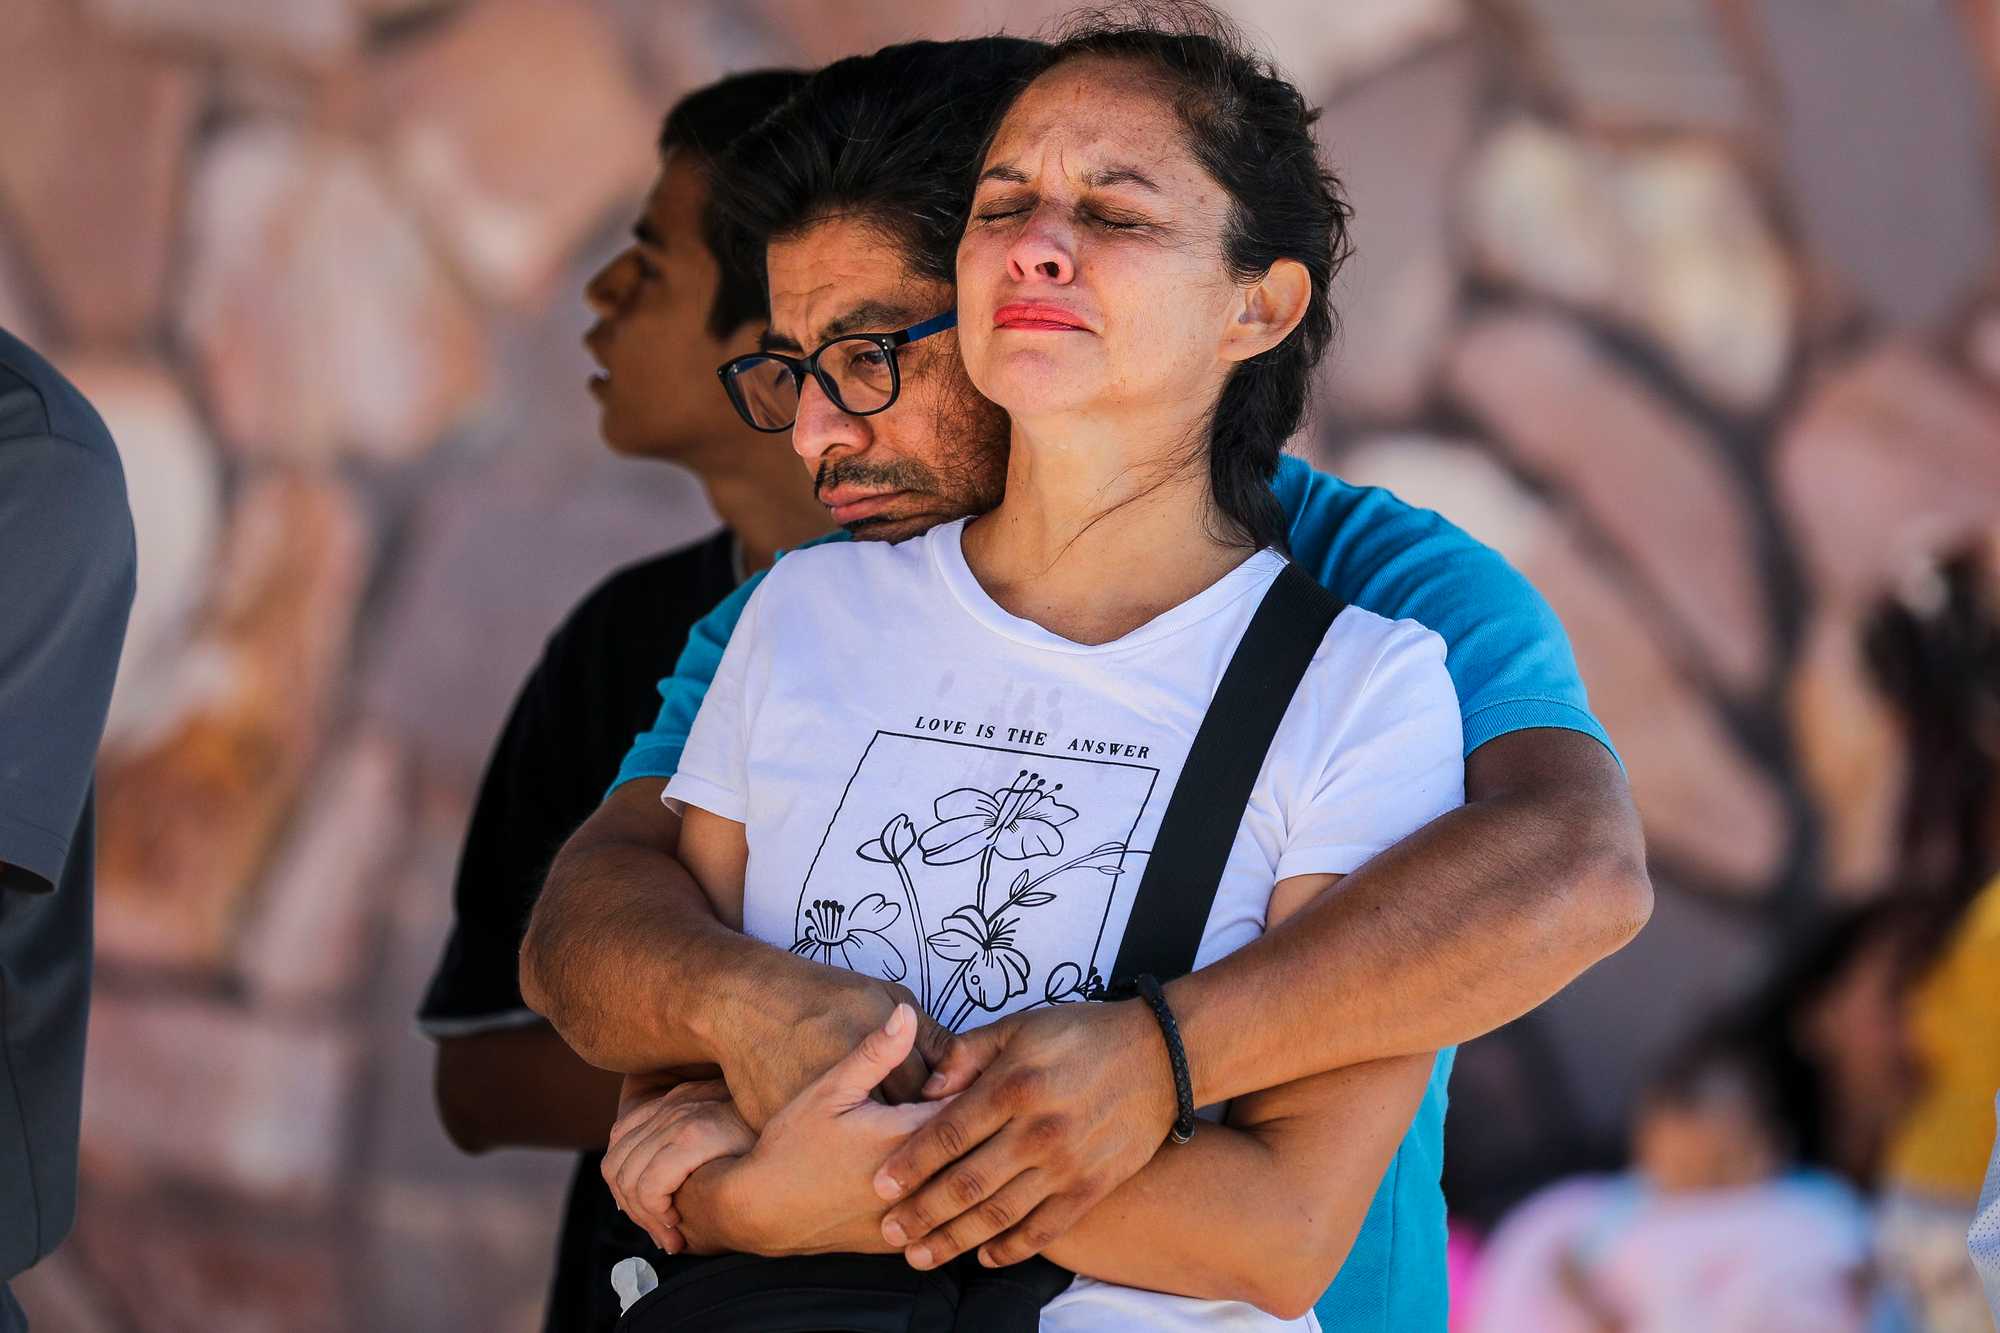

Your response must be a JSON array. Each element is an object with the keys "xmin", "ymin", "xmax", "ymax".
[
  {"xmin": 602, "ymin": 1079, "xmax": 752, "ymax": 1253},
  {"xmin": 687, "ymin": 1003, "xmax": 951, "ymax": 1257},
  {"xmin": 872, "ymin": 998, "xmax": 1178, "ymax": 1270},
  {"xmin": 720, "ymin": 976, "xmax": 951, "ymax": 1129}
]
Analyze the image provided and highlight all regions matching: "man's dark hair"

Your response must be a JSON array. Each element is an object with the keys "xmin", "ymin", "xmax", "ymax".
[
  {"xmin": 711, "ymin": 38, "xmax": 1048, "ymax": 291},
  {"xmin": 1022, "ymin": 2, "xmax": 1355, "ymax": 551},
  {"xmin": 657, "ymin": 67, "xmax": 809, "ymax": 338}
]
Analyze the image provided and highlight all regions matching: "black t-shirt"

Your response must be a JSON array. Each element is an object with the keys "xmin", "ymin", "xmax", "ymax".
[
  {"xmin": 417, "ymin": 528, "xmax": 738, "ymax": 1333},
  {"xmin": 0, "ymin": 328, "xmax": 135, "ymax": 1317}
]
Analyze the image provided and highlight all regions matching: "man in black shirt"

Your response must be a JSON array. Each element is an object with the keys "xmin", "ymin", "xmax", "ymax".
[
  {"xmin": 414, "ymin": 69, "xmax": 830, "ymax": 1332},
  {"xmin": 0, "ymin": 328, "xmax": 137, "ymax": 1333}
]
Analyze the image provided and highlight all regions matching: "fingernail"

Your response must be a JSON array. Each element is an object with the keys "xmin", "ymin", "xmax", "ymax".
[
  {"xmin": 886, "ymin": 1003, "xmax": 912, "ymax": 1036},
  {"xmin": 922, "ymin": 1072, "xmax": 948, "ymax": 1094},
  {"xmin": 874, "ymin": 1171, "xmax": 903, "ymax": 1201},
  {"xmin": 882, "ymin": 1218, "xmax": 907, "ymax": 1246},
  {"xmin": 977, "ymin": 1248, "xmax": 995, "ymax": 1267},
  {"xmin": 908, "ymin": 1245, "xmax": 932, "ymax": 1269}
]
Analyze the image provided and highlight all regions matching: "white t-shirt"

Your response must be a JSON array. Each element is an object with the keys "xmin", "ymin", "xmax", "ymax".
[{"xmin": 666, "ymin": 519, "xmax": 1465, "ymax": 1332}]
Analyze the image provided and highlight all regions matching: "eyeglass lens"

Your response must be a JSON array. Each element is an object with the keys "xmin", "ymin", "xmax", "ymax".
[{"xmin": 733, "ymin": 337, "xmax": 896, "ymax": 430}]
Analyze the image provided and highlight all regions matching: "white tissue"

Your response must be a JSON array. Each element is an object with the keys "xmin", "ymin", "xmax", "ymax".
[{"xmin": 610, "ymin": 1256, "xmax": 660, "ymax": 1315}]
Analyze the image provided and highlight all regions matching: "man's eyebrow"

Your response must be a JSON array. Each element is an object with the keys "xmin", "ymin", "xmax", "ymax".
[
  {"xmin": 822, "ymin": 300, "xmax": 916, "ymax": 340},
  {"xmin": 765, "ymin": 300, "xmax": 919, "ymax": 354},
  {"xmin": 976, "ymin": 163, "xmax": 1031, "ymax": 187},
  {"xmin": 1083, "ymin": 164, "xmax": 1160, "ymax": 192}
]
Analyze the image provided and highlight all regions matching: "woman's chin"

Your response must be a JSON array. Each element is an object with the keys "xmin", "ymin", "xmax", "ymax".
[{"xmin": 973, "ymin": 361, "xmax": 1099, "ymax": 421}]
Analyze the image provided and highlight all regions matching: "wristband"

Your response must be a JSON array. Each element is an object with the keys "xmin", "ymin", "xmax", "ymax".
[{"xmin": 1131, "ymin": 973, "xmax": 1197, "ymax": 1144}]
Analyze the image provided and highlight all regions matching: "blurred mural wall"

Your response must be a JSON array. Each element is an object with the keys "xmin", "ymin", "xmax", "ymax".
[{"xmin": 3, "ymin": 0, "xmax": 1997, "ymax": 1328}]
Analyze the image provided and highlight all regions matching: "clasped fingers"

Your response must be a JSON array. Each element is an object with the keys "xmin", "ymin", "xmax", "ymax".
[{"xmin": 602, "ymin": 1097, "xmax": 755, "ymax": 1254}]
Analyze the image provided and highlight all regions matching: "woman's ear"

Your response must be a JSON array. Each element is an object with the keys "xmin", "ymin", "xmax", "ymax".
[{"xmin": 1219, "ymin": 258, "xmax": 1312, "ymax": 364}]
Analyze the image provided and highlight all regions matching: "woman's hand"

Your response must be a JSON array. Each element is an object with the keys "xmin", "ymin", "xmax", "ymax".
[
  {"xmin": 691, "ymin": 1003, "xmax": 952, "ymax": 1257},
  {"xmin": 602, "ymin": 1078, "xmax": 752, "ymax": 1253}
]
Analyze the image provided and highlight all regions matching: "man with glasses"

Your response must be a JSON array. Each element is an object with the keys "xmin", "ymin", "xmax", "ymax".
[{"xmin": 523, "ymin": 36, "xmax": 1650, "ymax": 1329}]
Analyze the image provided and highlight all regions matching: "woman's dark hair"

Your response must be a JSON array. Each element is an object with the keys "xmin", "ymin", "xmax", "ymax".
[
  {"xmin": 1018, "ymin": 2, "xmax": 1356, "ymax": 551},
  {"xmin": 656, "ymin": 67, "xmax": 810, "ymax": 339},
  {"xmin": 1862, "ymin": 538, "xmax": 2000, "ymax": 951},
  {"xmin": 1728, "ymin": 898, "xmax": 1928, "ymax": 1178},
  {"xmin": 711, "ymin": 38, "xmax": 1049, "ymax": 291}
]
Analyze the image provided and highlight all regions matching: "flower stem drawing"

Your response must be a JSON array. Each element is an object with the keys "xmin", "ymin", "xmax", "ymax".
[{"xmin": 810, "ymin": 769, "xmax": 1144, "ymax": 1030}]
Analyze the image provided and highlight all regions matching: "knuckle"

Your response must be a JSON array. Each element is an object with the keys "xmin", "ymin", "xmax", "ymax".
[
  {"xmin": 1023, "ymin": 1114, "xmax": 1067, "ymax": 1153},
  {"xmin": 930, "ymin": 1117, "xmax": 970, "ymax": 1161},
  {"xmin": 948, "ymin": 1169, "xmax": 989, "ymax": 1208},
  {"xmin": 999, "ymin": 1066, "xmax": 1046, "ymax": 1106},
  {"xmin": 976, "ymin": 1198, "xmax": 1016, "ymax": 1233}
]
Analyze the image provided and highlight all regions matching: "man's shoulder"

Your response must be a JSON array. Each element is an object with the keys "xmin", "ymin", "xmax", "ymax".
[
  {"xmin": 550, "ymin": 529, "xmax": 737, "ymax": 650},
  {"xmin": 755, "ymin": 525, "xmax": 931, "ymax": 600},
  {"xmin": 0, "ymin": 328, "xmax": 116, "ymax": 461},
  {"xmin": 1277, "ymin": 453, "xmax": 1478, "ymax": 556}
]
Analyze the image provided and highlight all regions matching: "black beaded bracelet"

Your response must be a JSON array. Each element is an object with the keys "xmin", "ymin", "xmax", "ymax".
[{"xmin": 1131, "ymin": 973, "xmax": 1197, "ymax": 1144}]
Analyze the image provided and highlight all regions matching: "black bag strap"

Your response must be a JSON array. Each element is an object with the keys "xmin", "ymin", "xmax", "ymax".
[{"xmin": 1107, "ymin": 560, "xmax": 1344, "ymax": 987}]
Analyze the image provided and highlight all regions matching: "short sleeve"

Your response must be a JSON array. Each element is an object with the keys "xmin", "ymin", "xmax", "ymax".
[
  {"xmin": 1274, "ymin": 616, "xmax": 1466, "ymax": 883},
  {"xmin": 1275, "ymin": 455, "xmax": 1617, "ymax": 765},
  {"xmin": 659, "ymin": 576, "xmax": 766, "ymax": 823},
  {"xmin": 0, "ymin": 436, "xmax": 135, "ymax": 894}
]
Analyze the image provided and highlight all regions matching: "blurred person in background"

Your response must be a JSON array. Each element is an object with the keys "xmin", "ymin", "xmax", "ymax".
[
  {"xmin": 1973, "ymin": 1097, "xmax": 1999, "ymax": 1321},
  {"xmin": 1472, "ymin": 1020, "xmax": 1886, "ymax": 1333},
  {"xmin": 412, "ymin": 68, "xmax": 817, "ymax": 1333},
  {"xmin": 0, "ymin": 329, "xmax": 136, "ymax": 1333},
  {"xmin": 1864, "ymin": 537, "xmax": 2000, "ymax": 1333}
]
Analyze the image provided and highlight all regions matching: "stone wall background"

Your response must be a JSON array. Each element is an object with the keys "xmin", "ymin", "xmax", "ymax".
[{"xmin": 4, "ymin": 0, "xmax": 1997, "ymax": 1328}]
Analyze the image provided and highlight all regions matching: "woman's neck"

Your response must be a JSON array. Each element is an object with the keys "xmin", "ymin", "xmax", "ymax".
[{"xmin": 961, "ymin": 406, "xmax": 1255, "ymax": 645}]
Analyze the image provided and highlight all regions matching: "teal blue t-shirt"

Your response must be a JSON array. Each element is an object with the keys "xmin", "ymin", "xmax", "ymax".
[{"xmin": 611, "ymin": 452, "xmax": 1613, "ymax": 1331}]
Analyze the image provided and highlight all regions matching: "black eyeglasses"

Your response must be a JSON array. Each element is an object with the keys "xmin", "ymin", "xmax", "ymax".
[{"xmin": 717, "ymin": 311, "xmax": 957, "ymax": 433}]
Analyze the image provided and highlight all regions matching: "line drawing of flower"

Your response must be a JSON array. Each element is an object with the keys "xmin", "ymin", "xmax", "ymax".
[
  {"xmin": 857, "ymin": 813, "xmax": 928, "ymax": 1008},
  {"xmin": 792, "ymin": 893, "xmax": 906, "ymax": 983},
  {"xmin": 926, "ymin": 904, "xmax": 1032, "ymax": 1028},
  {"xmin": 919, "ymin": 770, "xmax": 1079, "ymax": 909}
]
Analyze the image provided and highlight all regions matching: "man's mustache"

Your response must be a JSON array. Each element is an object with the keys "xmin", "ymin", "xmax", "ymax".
[{"xmin": 814, "ymin": 459, "xmax": 936, "ymax": 498}]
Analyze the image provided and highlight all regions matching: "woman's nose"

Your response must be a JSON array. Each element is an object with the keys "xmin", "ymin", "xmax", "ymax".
[{"xmin": 1005, "ymin": 213, "xmax": 1074, "ymax": 285}]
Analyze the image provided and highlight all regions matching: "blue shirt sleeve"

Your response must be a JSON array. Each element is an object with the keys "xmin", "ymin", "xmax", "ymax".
[
  {"xmin": 609, "ymin": 530, "xmax": 852, "ymax": 795},
  {"xmin": 1273, "ymin": 454, "xmax": 1617, "ymax": 763}
]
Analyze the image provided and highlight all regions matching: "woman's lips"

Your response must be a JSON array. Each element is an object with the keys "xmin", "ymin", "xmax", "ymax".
[{"xmin": 993, "ymin": 302, "xmax": 1089, "ymax": 331}]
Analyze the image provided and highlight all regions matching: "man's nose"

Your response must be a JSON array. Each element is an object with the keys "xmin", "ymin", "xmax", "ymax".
[
  {"xmin": 1006, "ymin": 209, "xmax": 1076, "ymax": 285},
  {"xmin": 585, "ymin": 252, "xmax": 634, "ymax": 318},
  {"xmin": 790, "ymin": 373, "xmax": 867, "ymax": 469}
]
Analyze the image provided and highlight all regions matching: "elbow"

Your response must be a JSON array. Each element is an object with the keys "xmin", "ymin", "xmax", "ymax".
[
  {"xmin": 1241, "ymin": 1212, "xmax": 1363, "ymax": 1321},
  {"xmin": 1577, "ymin": 826, "xmax": 1653, "ymax": 961},
  {"xmin": 1249, "ymin": 1281, "xmax": 1325, "ymax": 1324},
  {"xmin": 1545, "ymin": 792, "xmax": 1654, "ymax": 966},
  {"xmin": 517, "ymin": 907, "xmax": 555, "ymax": 1021}
]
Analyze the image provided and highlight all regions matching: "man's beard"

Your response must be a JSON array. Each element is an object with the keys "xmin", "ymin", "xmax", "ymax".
[{"xmin": 814, "ymin": 388, "xmax": 1008, "ymax": 539}]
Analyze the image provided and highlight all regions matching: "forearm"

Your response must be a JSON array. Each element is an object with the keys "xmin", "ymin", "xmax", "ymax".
[
  {"xmin": 1173, "ymin": 740, "xmax": 1649, "ymax": 1105},
  {"xmin": 1043, "ymin": 1055, "xmax": 1433, "ymax": 1318},
  {"xmin": 519, "ymin": 795, "xmax": 825, "ymax": 1073},
  {"xmin": 433, "ymin": 1024, "xmax": 627, "ymax": 1153}
]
